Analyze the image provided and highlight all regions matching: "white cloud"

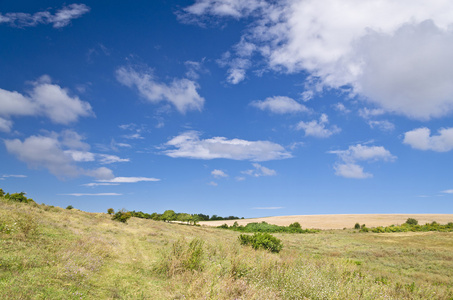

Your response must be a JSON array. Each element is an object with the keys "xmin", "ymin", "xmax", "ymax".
[
  {"xmin": 4, "ymin": 131, "xmax": 114, "ymax": 180},
  {"xmin": 296, "ymin": 114, "xmax": 340, "ymax": 138},
  {"xmin": 164, "ymin": 131, "xmax": 292, "ymax": 161},
  {"xmin": 60, "ymin": 193, "xmax": 122, "ymax": 197},
  {"xmin": 116, "ymin": 66, "xmax": 204, "ymax": 114},
  {"xmin": 182, "ymin": 0, "xmax": 266, "ymax": 19},
  {"xmin": 251, "ymin": 96, "xmax": 308, "ymax": 114},
  {"xmin": 368, "ymin": 120, "xmax": 395, "ymax": 132},
  {"xmin": 211, "ymin": 169, "xmax": 228, "ymax": 178},
  {"xmin": 334, "ymin": 163, "xmax": 372, "ymax": 179},
  {"xmin": 242, "ymin": 163, "xmax": 276, "ymax": 177},
  {"xmin": 252, "ymin": 206, "xmax": 284, "ymax": 210},
  {"xmin": 81, "ymin": 183, "xmax": 120, "ymax": 187},
  {"xmin": 0, "ymin": 117, "xmax": 12, "ymax": 132},
  {"xmin": 403, "ymin": 127, "xmax": 453, "ymax": 152},
  {"xmin": 333, "ymin": 103, "xmax": 351, "ymax": 114},
  {"xmin": 441, "ymin": 189, "xmax": 453, "ymax": 194},
  {"xmin": 330, "ymin": 144, "xmax": 396, "ymax": 179},
  {"xmin": 2, "ymin": 174, "xmax": 27, "ymax": 178},
  {"xmin": 97, "ymin": 177, "xmax": 160, "ymax": 183},
  {"xmin": 98, "ymin": 154, "xmax": 130, "ymax": 164},
  {"xmin": 0, "ymin": 76, "xmax": 93, "ymax": 129},
  {"xmin": 0, "ymin": 4, "xmax": 90, "ymax": 28},
  {"xmin": 185, "ymin": 0, "xmax": 453, "ymax": 120},
  {"xmin": 207, "ymin": 181, "xmax": 218, "ymax": 186}
]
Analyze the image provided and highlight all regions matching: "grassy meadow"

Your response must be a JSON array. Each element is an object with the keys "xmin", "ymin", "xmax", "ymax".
[{"xmin": 1, "ymin": 198, "xmax": 453, "ymax": 299}]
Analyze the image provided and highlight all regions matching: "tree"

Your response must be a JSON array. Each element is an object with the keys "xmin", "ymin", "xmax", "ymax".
[
  {"xmin": 0, "ymin": 188, "xmax": 4, "ymax": 197},
  {"xmin": 405, "ymin": 218, "xmax": 418, "ymax": 226},
  {"xmin": 112, "ymin": 209, "xmax": 132, "ymax": 223},
  {"xmin": 66, "ymin": 205, "xmax": 74, "ymax": 210},
  {"xmin": 354, "ymin": 223, "xmax": 361, "ymax": 229},
  {"xmin": 107, "ymin": 208, "xmax": 115, "ymax": 215},
  {"xmin": 161, "ymin": 210, "xmax": 177, "ymax": 222}
]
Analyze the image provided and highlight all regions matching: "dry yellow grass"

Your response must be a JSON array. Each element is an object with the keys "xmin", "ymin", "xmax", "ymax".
[{"xmin": 199, "ymin": 214, "xmax": 453, "ymax": 229}]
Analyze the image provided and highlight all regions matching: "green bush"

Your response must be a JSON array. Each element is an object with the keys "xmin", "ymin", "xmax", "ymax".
[
  {"xmin": 107, "ymin": 208, "xmax": 115, "ymax": 215},
  {"xmin": 112, "ymin": 210, "xmax": 132, "ymax": 223},
  {"xmin": 405, "ymin": 218, "xmax": 418, "ymax": 226},
  {"xmin": 289, "ymin": 222, "xmax": 302, "ymax": 229},
  {"xmin": 239, "ymin": 232, "xmax": 283, "ymax": 253},
  {"xmin": 354, "ymin": 223, "xmax": 360, "ymax": 229},
  {"xmin": 66, "ymin": 205, "xmax": 74, "ymax": 210},
  {"xmin": 219, "ymin": 221, "xmax": 318, "ymax": 234}
]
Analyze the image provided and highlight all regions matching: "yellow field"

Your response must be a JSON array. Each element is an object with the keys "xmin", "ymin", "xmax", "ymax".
[{"xmin": 199, "ymin": 214, "xmax": 453, "ymax": 229}]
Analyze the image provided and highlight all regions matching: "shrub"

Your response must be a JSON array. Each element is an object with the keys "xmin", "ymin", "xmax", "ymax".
[
  {"xmin": 405, "ymin": 218, "xmax": 418, "ymax": 226},
  {"xmin": 107, "ymin": 208, "xmax": 115, "ymax": 215},
  {"xmin": 354, "ymin": 223, "xmax": 361, "ymax": 229},
  {"xmin": 239, "ymin": 232, "xmax": 283, "ymax": 253},
  {"xmin": 289, "ymin": 222, "xmax": 302, "ymax": 230},
  {"xmin": 66, "ymin": 205, "xmax": 74, "ymax": 210},
  {"xmin": 112, "ymin": 210, "xmax": 132, "ymax": 223}
]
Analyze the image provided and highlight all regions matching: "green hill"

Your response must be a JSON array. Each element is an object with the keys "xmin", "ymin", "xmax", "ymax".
[{"xmin": 1, "ymin": 195, "xmax": 453, "ymax": 299}]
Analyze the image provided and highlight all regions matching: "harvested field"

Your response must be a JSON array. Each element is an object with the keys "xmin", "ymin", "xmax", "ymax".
[{"xmin": 199, "ymin": 214, "xmax": 453, "ymax": 230}]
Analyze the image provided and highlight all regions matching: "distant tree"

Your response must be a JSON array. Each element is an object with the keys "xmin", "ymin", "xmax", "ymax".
[
  {"xmin": 9, "ymin": 192, "xmax": 30, "ymax": 203},
  {"xmin": 150, "ymin": 212, "xmax": 160, "ymax": 220},
  {"xmin": 0, "ymin": 188, "xmax": 4, "ymax": 197},
  {"xmin": 354, "ymin": 223, "xmax": 361, "ymax": 229},
  {"xmin": 161, "ymin": 210, "xmax": 177, "ymax": 222},
  {"xmin": 66, "ymin": 205, "xmax": 74, "ymax": 210},
  {"xmin": 197, "ymin": 213, "xmax": 210, "ymax": 221},
  {"xmin": 405, "ymin": 218, "xmax": 418, "ymax": 226},
  {"xmin": 107, "ymin": 208, "xmax": 115, "ymax": 215},
  {"xmin": 289, "ymin": 222, "xmax": 302, "ymax": 230}
]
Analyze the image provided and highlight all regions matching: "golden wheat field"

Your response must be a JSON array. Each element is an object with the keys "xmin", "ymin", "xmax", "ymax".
[{"xmin": 199, "ymin": 214, "xmax": 453, "ymax": 229}]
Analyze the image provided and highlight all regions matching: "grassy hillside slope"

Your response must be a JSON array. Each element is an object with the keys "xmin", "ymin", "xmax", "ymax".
[{"xmin": 1, "ymin": 198, "xmax": 453, "ymax": 299}]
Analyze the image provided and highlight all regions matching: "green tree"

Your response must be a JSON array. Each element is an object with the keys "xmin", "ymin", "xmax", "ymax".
[
  {"xmin": 161, "ymin": 210, "xmax": 177, "ymax": 222},
  {"xmin": 107, "ymin": 208, "xmax": 115, "ymax": 215},
  {"xmin": 112, "ymin": 209, "xmax": 132, "ymax": 223},
  {"xmin": 66, "ymin": 205, "xmax": 74, "ymax": 210},
  {"xmin": 405, "ymin": 218, "xmax": 418, "ymax": 226},
  {"xmin": 0, "ymin": 188, "xmax": 4, "ymax": 197}
]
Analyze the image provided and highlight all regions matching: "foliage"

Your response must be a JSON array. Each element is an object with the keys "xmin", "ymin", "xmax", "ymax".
[
  {"xmin": 111, "ymin": 210, "xmax": 132, "ymax": 223},
  {"xmin": 66, "ymin": 205, "xmax": 74, "ymax": 210},
  {"xmin": 0, "ymin": 188, "xmax": 4, "ymax": 197},
  {"xmin": 239, "ymin": 233, "xmax": 283, "ymax": 253},
  {"xmin": 107, "ymin": 208, "xmax": 114, "ymax": 215},
  {"xmin": 4, "ymin": 191, "xmax": 34, "ymax": 204},
  {"xmin": 161, "ymin": 210, "xmax": 177, "ymax": 222},
  {"xmin": 405, "ymin": 218, "xmax": 418, "ymax": 225},
  {"xmin": 360, "ymin": 221, "xmax": 453, "ymax": 233},
  {"xmin": 218, "ymin": 221, "xmax": 319, "ymax": 234},
  {"xmin": 354, "ymin": 223, "xmax": 361, "ymax": 229}
]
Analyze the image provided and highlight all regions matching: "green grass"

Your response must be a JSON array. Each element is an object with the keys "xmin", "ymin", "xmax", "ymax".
[{"xmin": 1, "ymin": 197, "xmax": 453, "ymax": 299}]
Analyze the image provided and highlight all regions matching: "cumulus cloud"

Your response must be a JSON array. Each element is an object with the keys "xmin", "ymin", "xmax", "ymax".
[
  {"xmin": 164, "ymin": 131, "xmax": 292, "ymax": 161},
  {"xmin": 0, "ymin": 76, "xmax": 93, "ymax": 129},
  {"xmin": 116, "ymin": 66, "xmax": 204, "ymax": 114},
  {"xmin": 184, "ymin": 0, "xmax": 453, "ymax": 120},
  {"xmin": 211, "ymin": 169, "xmax": 228, "ymax": 178},
  {"xmin": 242, "ymin": 163, "xmax": 276, "ymax": 177},
  {"xmin": 296, "ymin": 114, "xmax": 340, "ymax": 138},
  {"xmin": 251, "ymin": 96, "xmax": 308, "ymax": 114},
  {"xmin": 329, "ymin": 144, "xmax": 396, "ymax": 179},
  {"xmin": 0, "ymin": 4, "xmax": 90, "ymax": 28},
  {"xmin": 403, "ymin": 127, "xmax": 453, "ymax": 152},
  {"xmin": 4, "ymin": 131, "xmax": 114, "ymax": 180}
]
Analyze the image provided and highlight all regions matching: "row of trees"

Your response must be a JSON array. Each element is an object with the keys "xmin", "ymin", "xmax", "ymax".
[{"xmin": 107, "ymin": 208, "xmax": 242, "ymax": 224}]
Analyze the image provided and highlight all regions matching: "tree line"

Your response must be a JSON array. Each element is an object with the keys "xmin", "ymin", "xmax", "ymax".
[{"xmin": 108, "ymin": 208, "xmax": 243, "ymax": 224}]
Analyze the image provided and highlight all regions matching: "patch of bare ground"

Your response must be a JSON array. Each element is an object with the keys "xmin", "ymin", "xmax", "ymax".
[{"xmin": 199, "ymin": 214, "xmax": 453, "ymax": 229}]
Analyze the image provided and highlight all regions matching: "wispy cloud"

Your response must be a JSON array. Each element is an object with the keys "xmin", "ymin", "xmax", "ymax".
[
  {"xmin": 60, "ymin": 193, "xmax": 122, "ymax": 197},
  {"xmin": 252, "ymin": 206, "xmax": 284, "ymax": 210},
  {"xmin": 251, "ymin": 96, "xmax": 308, "ymax": 114},
  {"xmin": 296, "ymin": 114, "xmax": 340, "ymax": 138},
  {"xmin": 211, "ymin": 169, "xmax": 228, "ymax": 178},
  {"xmin": 242, "ymin": 163, "xmax": 276, "ymax": 177},
  {"xmin": 97, "ymin": 177, "xmax": 160, "ymax": 183},
  {"xmin": 0, "ymin": 4, "xmax": 90, "ymax": 28}
]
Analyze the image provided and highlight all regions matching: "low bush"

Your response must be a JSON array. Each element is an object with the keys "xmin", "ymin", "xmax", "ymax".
[
  {"xmin": 239, "ymin": 232, "xmax": 283, "ymax": 253},
  {"xmin": 354, "ymin": 223, "xmax": 360, "ymax": 229}
]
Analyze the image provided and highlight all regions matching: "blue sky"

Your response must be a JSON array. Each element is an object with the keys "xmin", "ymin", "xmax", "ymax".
[{"xmin": 1, "ymin": 0, "xmax": 453, "ymax": 217}]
